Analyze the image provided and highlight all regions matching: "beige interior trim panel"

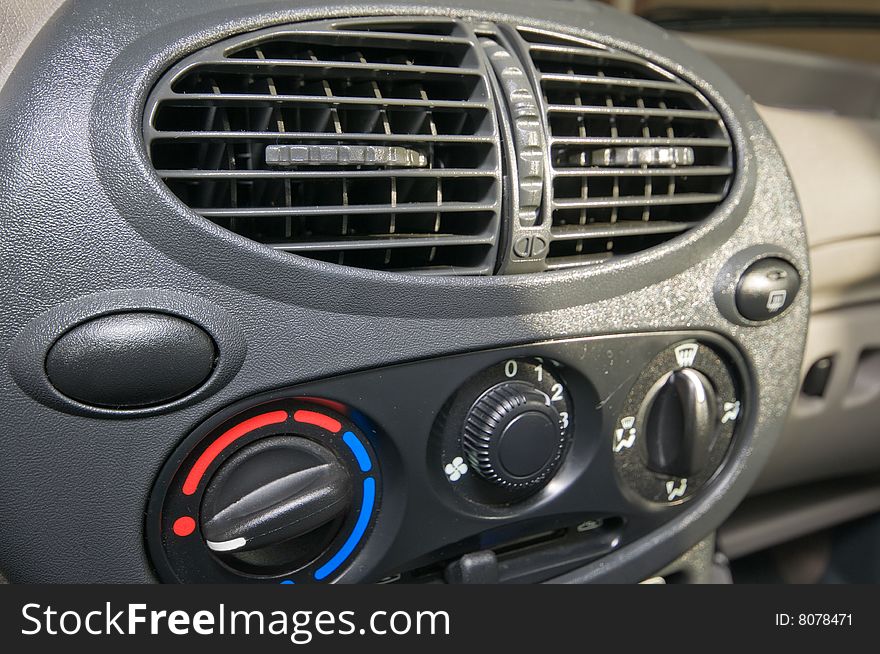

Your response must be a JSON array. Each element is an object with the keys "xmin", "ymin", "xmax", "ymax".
[
  {"xmin": 0, "ymin": 0, "xmax": 67, "ymax": 93},
  {"xmin": 757, "ymin": 104, "xmax": 880, "ymax": 313},
  {"xmin": 756, "ymin": 304, "xmax": 880, "ymax": 493}
]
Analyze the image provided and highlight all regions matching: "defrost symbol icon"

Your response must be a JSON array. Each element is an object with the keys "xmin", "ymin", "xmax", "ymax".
[{"xmin": 674, "ymin": 343, "xmax": 699, "ymax": 368}]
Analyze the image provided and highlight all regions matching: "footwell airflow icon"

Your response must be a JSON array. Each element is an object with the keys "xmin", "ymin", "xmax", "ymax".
[{"xmin": 666, "ymin": 479, "xmax": 688, "ymax": 501}]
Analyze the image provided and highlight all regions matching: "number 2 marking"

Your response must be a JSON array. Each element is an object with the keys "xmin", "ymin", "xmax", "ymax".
[{"xmin": 550, "ymin": 383, "xmax": 564, "ymax": 402}]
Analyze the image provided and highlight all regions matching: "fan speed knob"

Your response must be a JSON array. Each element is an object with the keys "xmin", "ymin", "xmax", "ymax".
[{"xmin": 462, "ymin": 381, "xmax": 568, "ymax": 489}]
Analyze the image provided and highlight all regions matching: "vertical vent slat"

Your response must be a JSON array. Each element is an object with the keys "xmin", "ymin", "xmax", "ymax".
[
  {"xmin": 145, "ymin": 18, "xmax": 502, "ymax": 275},
  {"xmin": 518, "ymin": 26, "xmax": 734, "ymax": 267}
]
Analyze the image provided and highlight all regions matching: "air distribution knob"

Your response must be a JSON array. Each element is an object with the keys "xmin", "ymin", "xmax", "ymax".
[
  {"xmin": 200, "ymin": 435, "xmax": 352, "ymax": 573},
  {"xmin": 642, "ymin": 368, "xmax": 718, "ymax": 478},
  {"xmin": 462, "ymin": 381, "xmax": 567, "ymax": 489}
]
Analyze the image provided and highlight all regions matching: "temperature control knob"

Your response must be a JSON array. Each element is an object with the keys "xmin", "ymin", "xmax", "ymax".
[
  {"xmin": 147, "ymin": 400, "xmax": 379, "ymax": 583},
  {"xmin": 201, "ymin": 436, "xmax": 352, "ymax": 571},
  {"xmin": 463, "ymin": 381, "xmax": 567, "ymax": 489}
]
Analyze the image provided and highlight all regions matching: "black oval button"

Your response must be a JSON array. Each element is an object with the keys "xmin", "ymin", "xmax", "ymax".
[
  {"xmin": 46, "ymin": 312, "xmax": 215, "ymax": 408},
  {"xmin": 735, "ymin": 258, "xmax": 800, "ymax": 321}
]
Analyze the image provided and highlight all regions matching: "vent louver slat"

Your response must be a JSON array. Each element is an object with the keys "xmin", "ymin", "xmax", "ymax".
[
  {"xmin": 518, "ymin": 26, "xmax": 734, "ymax": 268},
  {"xmin": 145, "ymin": 18, "xmax": 502, "ymax": 274}
]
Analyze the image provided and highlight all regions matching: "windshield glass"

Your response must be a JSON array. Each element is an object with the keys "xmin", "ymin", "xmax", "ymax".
[{"xmin": 601, "ymin": 0, "xmax": 880, "ymax": 63}]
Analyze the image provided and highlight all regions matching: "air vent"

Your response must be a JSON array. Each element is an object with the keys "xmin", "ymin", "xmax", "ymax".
[
  {"xmin": 518, "ymin": 27, "xmax": 734, "ymax": 270},
  {"xmin": 145, "ymin": 18, "xmax": 738, "ymax": 275},
  {"xmin": 145, "ymin": 18, "xmax": 502, "ymax": 274}
]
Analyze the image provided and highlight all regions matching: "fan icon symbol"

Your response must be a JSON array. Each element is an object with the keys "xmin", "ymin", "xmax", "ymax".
[{"xmin": 444, "ymin": 457, "xmax": 468, "ymax": 482}]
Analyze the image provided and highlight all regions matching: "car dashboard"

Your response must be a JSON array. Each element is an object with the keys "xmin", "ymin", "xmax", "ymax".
[{"xmin": 0, "ymin": 0, "xmax": 874, "ymax": 584}]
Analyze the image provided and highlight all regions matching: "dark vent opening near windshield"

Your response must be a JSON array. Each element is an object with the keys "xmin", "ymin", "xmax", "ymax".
[
  {"xmin": 518, "ymin": 27, "xmax": 734, "ymax": 270},
  {"xmin": 146, "ymin": 19, "xmax": 502, "ymax": 275}
]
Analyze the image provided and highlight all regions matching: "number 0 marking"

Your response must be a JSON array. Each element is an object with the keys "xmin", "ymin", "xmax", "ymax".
[{"xmin": 505, "ymin": 360, "xmax": 518, "ymax": 378}]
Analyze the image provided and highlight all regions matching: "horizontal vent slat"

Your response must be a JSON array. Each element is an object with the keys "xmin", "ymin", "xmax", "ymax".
[
  {"xmin": 545, "ymin": 104, "xmax": 719, "ymax": 120},
  {"xmin": 551, "ymin": 221, "xmax": 692, "ymax": 240},
  {"xmin": 160, "ymin": 93, "xmax": 491, "ymax": 110},
  {"xmin": 232, "ymin": 29, "xmax": 475, "ymax": 48},
  {"xmin": 550, "ymin": 136, "xmax": 731, "ymax": 148},
  {"xmin": 554, "ymin": 193, "xmax": 725, "ymax": 210},
  {"xmin": 149, "ymin": 131, "xmax": 495, "ymax": 144},
  {"xmin": 540, "ymin": 72, "xmax": 689, "ymax": 93},
  {"xmin": 545, "ymin": 253, "xmax": 613, "ymax": 269},
  {"xmin": 392, "ymin": 265, "xmax": 493, "ymax": 276},
  {"xmin": 195, "ymin": 202, "xmax": 498, "ymax": 218},
  {"xmin": 553, "ymin": 165, "xmax": 733, "ymax": 177},
  {"xmin": 178, "ymin": 58, "xmax": 484, "ymax": 78},
  {"xmin": 272, "ymin": 233, "xmax": 494, "ymax": 251},
  {"xmin": 528, "ymin": 43, "xmax": 660, "ymax": 68},
  {"xmin": 158, "ymin": 168, "xmax": 495, "ymax": 180}
]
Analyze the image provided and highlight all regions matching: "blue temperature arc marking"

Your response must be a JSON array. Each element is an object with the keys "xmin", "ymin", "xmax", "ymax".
[
  {"xmin": 314, "ymin": 476, "xmax": 375, "ymax": 581},
  {"xmin": 342, "ymin": 431, "xmax": 372, "ymax": 472}
]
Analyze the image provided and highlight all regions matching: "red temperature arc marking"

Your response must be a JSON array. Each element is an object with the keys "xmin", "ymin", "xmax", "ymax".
[
  {"xmin": 293, "ymin": 409, "xmax": 342, "ymax": 434},
  {"xmin": 182, "ymin": 410, "xmax": 288, "ymax": 496}
]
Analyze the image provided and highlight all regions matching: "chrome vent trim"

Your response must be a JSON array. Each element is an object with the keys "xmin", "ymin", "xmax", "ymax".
[
  {"xmin": 145, "ymin": 18, "xmax": 502, "ymax": 274},
  {"xmin": 516, "ymin": 26, "xmax": 734, "ymax": 270}
]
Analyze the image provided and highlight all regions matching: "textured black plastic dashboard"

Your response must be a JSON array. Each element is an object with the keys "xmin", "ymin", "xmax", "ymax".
[{"xmin": 0, "ymin": 0, "xmax": 809, "ymax": 583}]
